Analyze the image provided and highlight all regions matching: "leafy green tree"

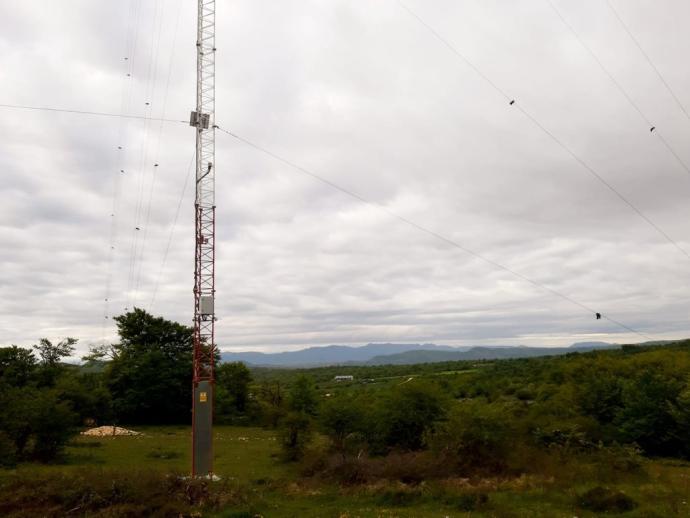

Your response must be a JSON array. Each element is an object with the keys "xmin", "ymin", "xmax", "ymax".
[
  {"xmin": 54, "ymin": 373, "xmax": 113, "ymax": 425},
  {"xmin": 0, "ymin": 386, "xmax": 76, "ymax": 461},
  {"xmin": 216, "ymin": 362, "xmax": 252, "ymax": 415},
  {"xmin": 33, "ymin": 338, "xmax": 77, "ymax": 386},
  {"xmin": 105, "ymin": 308, "xmax": 194, "ymax": 424},
  {"xmin": 288, "ymin": 375, "xmax": 318, "ymax": 416},
  {"xmin": 33, "ymin": 338, "xmax": 77, "ymax": 366},
  {"xmin": 669, "ymin": 377, "xmax": 690, "ymax": 457},
  {"xmin": 428, "ymin": 400, "xmax": 513, "ymax": 472},
  {"xmin": 1, "ymin": 345, "xmax": 78, "ymax": 462},
  {"xmin": 0, "ymin": 346, "xmax": 37, "ymax": 387},
  {"xmin": 0, "ymin": 386, "xmax": 33, "ymax": 457},
  {"xmin": 614, "ymin": 371, "xmax": 682, "ymax": 456},
  {"xmin": 577, "ymin": 372, "xmax": 623, "ymax": 424},
  {"xmin": 320, "ymin": 396, "xmax": 367, "ymax": 460},
  {"xmin": 377, "ymin": 381, "xmax": 447, "ymax": 451},
  {"xmin": 27, "ymin": 390, "xmax": 76, "ymax": 461}
]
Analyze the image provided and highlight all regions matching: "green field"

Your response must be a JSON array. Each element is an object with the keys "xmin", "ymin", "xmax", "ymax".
[
  {"xmin": 2, "ymin": 425, "xmax": 690, "ymax": 517},
  {"xmin": 5, "ymin": 336, "xmax": 690, "ymax": 516}
]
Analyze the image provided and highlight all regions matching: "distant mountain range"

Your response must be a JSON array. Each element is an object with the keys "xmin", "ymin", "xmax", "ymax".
[{"xmin": 220, "ymin": 341, "xmax": 619, "ymax": 367}]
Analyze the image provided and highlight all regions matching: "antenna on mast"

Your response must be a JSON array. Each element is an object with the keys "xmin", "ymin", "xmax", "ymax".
[{"xmin": 190, "ymin": 0, "xmax": 216, "ymax": 477}]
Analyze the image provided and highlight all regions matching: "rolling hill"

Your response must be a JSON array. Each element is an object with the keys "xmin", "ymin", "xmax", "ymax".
[{"xmin": 220, "ymin": 341, "xmax": 618, "ymax": 367}]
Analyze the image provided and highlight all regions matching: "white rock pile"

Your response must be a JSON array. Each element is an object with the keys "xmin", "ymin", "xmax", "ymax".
[{"xmin": 81, "ymin": 426, "xmax": 141, "ymax": 436}]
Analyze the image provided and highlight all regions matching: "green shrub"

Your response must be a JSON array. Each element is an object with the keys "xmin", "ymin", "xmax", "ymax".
[
  {"xmin": 533, "ymin": 426, "xmax": 594, "ymax": 452},
  {"xmin": 288, "ymin": 375, "xmax": 318, "ymax": 415},
  {"xmin": 0, "ymin": 431, "xmax": 17, "ymax": 467},
  {"xmin": 29, "ymin": 392, "xmax": 76, "ymax": 461},
  {"xmin": 597, "ymin": 444, "xmax": 643, "ymax": 473},
  {"xmin": 448, "ymin": 492, "xmax": 489, "ymax": 511},
  {"xmin": 0, "ymin": 468, "xmax": 247, "ymax": 517},
  {"xmin": 319, "ymin": 395, "xmax": 367, "ymax": 459},
  {"xmin": 376, "ymin": 381, "xmax": 448, "ymax": 452},
  {"xmin": 377, "ymin": 487, "xmax": 422, "ymax": 507},
  {"xmin": 0, "ymin": 386, "xmax": 76, "ymax": 462},
  {"xmin": 578, "ymin": 486, "xmax": 637, "ymax": 512},
  {"xmin": 427, "ymin": 400, "xmax": 513, "ymax": 474},
  {"xmin": 280, "ymin": 412, "xmax": 312, "ymax": 461}
]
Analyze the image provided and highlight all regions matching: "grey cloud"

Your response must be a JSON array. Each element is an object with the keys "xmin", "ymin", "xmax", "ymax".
[{"xmin": 1, "ymin": 0, "xmax": 689, "ymax": 355}]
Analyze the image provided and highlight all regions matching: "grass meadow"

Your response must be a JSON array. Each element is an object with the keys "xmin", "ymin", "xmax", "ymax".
[{"xmin": 1, "ymin": 425, "xmax": 690, "ymax": 517}]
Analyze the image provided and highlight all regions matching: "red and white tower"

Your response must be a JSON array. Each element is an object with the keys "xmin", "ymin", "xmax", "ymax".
[{"xmin": 190, "ymin": 0, "xmax": 216, "ymax": 477}]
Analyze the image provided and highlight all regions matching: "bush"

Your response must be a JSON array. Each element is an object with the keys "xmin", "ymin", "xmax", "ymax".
[
  {"xmin": 308, "ymin": 455, "xmax": 369, "ymax": 485},
  {"xmin": 578, "ymin": 486, "xmax": 637, "ymax": 513},
  {"xmin": 215, "ymin": 362, "xmax": 253, "ymax": 422},
  {"xmin": 256, "ymin": 382, "xmax": 286, "ymax": 429},
  {"xmin": 377, "ymin": 487, "xmax": 422, "ymax": 507},
  {"xmin": 288, "ymin": 375, "xmax": 318, "ymax": 416},
  {"xmin": 376, "ymin": 381, "xmax": 447, "ymax": 452},
  {"xmin": 597, "ymin": 444, "xmax": 643, "ymax": 473},
  {"xmin": 533, "ymin": 426, "xmax": 594, "ymax": 452},
  {"xmin": 303, "ymin": 450, "xmax": 448, "ymax": 485},
  {"xmin": 447, "ymin": 492, "xmax": 489, "ymax": 511},
  {"xmin": 0, "ymin": 431, "xmax": 17, "ymax": 467},
  {"xmin": 319, "ymin": 396, "xmax": 366, "ymax": 459},
  {"xmin": 0, "ymin": 386, "xmax": 76, "ymax": 462},
  {"xmin": 0, "ymin": 468, "xmax": 247, "ymax": 517},
  {"xmin": 280, "ymin": 412, "xmax": 312, "ymax": 461},
  {"xmin": 614, "ymin": 371, "xmax": 682, "ymax": 456},
  {"xmin": 29, "ymin": 391, "xmax": 76, "ymax": 461},
  {"xmin": 427, "ymin": 400, "xmax": 513, "ymax": 474}
]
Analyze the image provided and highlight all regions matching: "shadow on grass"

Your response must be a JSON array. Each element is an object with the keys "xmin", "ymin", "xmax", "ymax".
[{"xmin": 146, "ymin": 449, "xmax": 182, "ymax": 460}]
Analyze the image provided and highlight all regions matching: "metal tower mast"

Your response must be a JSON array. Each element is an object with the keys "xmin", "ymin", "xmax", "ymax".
[{"xmin": 190, "ymin": 0, "xmax": 216, "ymax": 477}]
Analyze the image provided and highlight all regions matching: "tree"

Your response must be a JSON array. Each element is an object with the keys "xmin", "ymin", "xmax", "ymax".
[
  {"xmin": 0, "ymin": 386, "xmax": 34, "ymax": 457},
  {"xmin": 280, "ymin": 411, "xmax": 312, "ymax": 461},
  {"xmin": 320, "ymin": 396, "xmax": 366, "ymax": 460},
  {"xmin": 0, "ymin": 346, "xmax": 37, "ymax": 387},
  {"xmin": 669, "ymin": 376, "xmax": 690, "ymax": 457},
  {"xmin": 0, "ymin": 386, "xmax": 76, "ymax": 462},
  {"xmin": 55, "ymin": 372, "xmax": 113, "ymax": 425},
  {"xmin": 577, "ymin": 371, "xmax": 623, "ymax": 424},
  {"xmin": 377, "ymin": 381, "xmax": 447, "ymax": 451},
  {"xmin": 288, "ymin": 375, "xmax": 318, "ymax": 416},
  {"xmin": 105, "ymin": 308, "xmax": 194, "ymax": 424},
  {"xmin": 216, "ymin": 362, "xmax": 252, "ymax": 416},
  {"xmin": 33, "ymin": 338, "xmax": 77, "ymax": 366},
  {"xmin": 1, "ymin": 345, "xmax": 78, "ymax": 463},
  {"xmin": 32, "ymin": 338, "xmax": 77, "ymax": 386},
  {"xmin": 27, "ymin": 390, "xmax": 76, "ymax": 461},
  {"xmin": 614, "ymin": 370, "xmax": 682, "ymax": 456},
  {"xmin": 257, "ymin": 381, "xmax": 286, "ymax": 428},
  {"xmin": 428, "ymin": 400, "xmax": 513, "ymax": 473}
]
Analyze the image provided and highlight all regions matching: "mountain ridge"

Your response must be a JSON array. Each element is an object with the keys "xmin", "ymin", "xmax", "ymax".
[{"xmin": 220, "ymin": 341, "xmax": 620, "ymax": 367}]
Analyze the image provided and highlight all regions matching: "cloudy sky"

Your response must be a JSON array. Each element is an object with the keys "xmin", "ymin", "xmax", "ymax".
[{"xmin": 1, "ymin": 0, "xmax": 689, "ymax": 355}]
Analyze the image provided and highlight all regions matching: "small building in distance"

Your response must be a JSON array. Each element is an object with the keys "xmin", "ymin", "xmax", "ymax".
[{"xmin": 333, "ymin": 375, "xmax": 354, "ymax": 382}]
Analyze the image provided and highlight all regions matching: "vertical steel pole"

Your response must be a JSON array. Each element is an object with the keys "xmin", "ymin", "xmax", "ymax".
[{"xmin": 190, "ymin": 0, "xmax": 216, "ymax": 477}]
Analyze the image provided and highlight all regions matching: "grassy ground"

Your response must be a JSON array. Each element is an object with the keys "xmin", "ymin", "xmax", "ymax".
[{"xmin": 2, "ymin": 426, "xmax": 690, "ymax": 517}]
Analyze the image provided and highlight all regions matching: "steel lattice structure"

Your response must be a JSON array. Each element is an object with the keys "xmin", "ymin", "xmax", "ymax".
[{"xmin": 190, "ymin": 0, "xmax": 216, "ymax": 477}]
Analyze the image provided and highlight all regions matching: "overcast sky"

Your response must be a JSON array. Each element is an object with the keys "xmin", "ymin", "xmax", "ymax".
[{"xmin": 1, "ymin": 0, "xmax": 689, "ymax": 355}]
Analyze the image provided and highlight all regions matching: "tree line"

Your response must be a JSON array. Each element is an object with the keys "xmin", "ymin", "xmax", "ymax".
[
  {"xmin": 0, "ymin": 308, "xmax": 252, "ymax": 464},
  {"xmin": 258, "ymin": 339, "xmax": 690, "ymax": 485},
  {"xmin": 3, "ymin": 307, "xmax": 690, "ymax": 487}
]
